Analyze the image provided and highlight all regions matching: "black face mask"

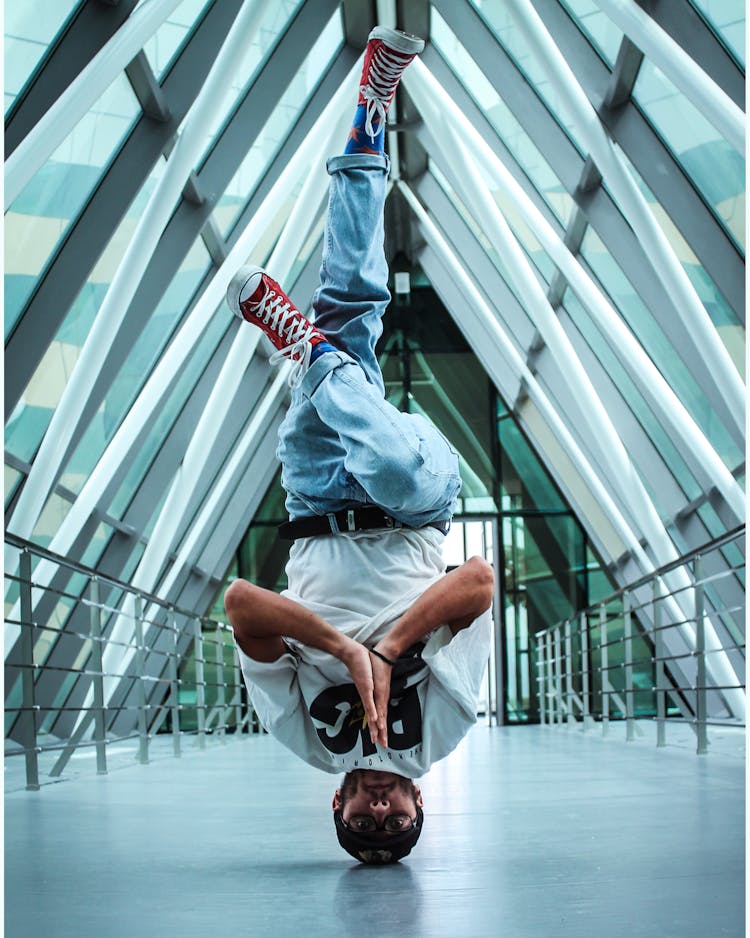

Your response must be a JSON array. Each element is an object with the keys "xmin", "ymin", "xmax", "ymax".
[{"xmin": 334, "ymin": 807, "xmax": 424, "ymax": 864}]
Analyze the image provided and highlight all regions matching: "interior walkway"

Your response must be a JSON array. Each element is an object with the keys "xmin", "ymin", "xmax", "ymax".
[{"xmin": 6, "ymin": 723, "xmax": 745, "ymax": 938}]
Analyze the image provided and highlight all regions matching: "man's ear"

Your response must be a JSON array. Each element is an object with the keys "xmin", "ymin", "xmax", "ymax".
[
  {"xmin": 414, "ymin": 785, "xmax": 424, "ymax": 808},
  {"xmin": 332, "ymin": 789, "xmax": 342, "ymax": 812}
]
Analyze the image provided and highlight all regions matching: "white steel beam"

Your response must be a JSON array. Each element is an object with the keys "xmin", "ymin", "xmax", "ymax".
[
  {"xmin": 4, "ymin": 0, "xmax": 184, "ymax": 208},
  {"xmin": 404, "ymin": 61, "xmax": 745, "ymax": 520},
  {"xmin": 594, "ymin": 0, "xmax": 745, "ymax": 154},
  {"xmin": 399, "ymin": 179, "xmax": 744, "ymax": 720},
  {"xmin": 505, "ymin": 0, "xmax": 745, "ymax": 435},
  {"xmin": 5, "ymin": 0, "xmax": 269, "ymax": 577}
]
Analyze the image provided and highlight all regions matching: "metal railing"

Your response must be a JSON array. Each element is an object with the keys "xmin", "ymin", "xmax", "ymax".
[
  {"xmin": 535, "ymin": 526, "xmax": 745, "ymax": 753},
  {"xmin": 5, "ymin": 534, "xmax": 256, "ymax": 791}
]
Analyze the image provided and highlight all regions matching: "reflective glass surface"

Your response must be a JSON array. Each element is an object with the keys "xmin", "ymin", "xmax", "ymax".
[
  {"xmin": 4, "ymin": 0, "xmax": 82, "ymax": 113},
  {"xmin": 5, "ymin": 73, "xmax": 141, "ymax": 338},
  {"xmin": 215, "ymin": 9, "xmax": 343, "ymax": 238},
  {"xmin": 690, "ymin": 0, "xmax": 746, "ymax": 66},
  {"xmin": 633, "ymin": 59, "xmax": 745, "ymax": 251},
  {"xmin": 559, "ymin": 0, "xmax": 623, "ymax": 66},
  {"xmin": 466, "ymin": 0, "xmax": 586, "ymax": 154},
  {"xmin": 608, "ymin": 148, "xmax": 745, "ymax": 377},
  {"xmin": 142, "ymin": 0, "xmax": 212, "ymax": 79},
  {"xmin": 194, "ymin": 0, "xmax": 303, "ymax": 169},
  {"xmin": 431, "ymin": 8, "xmax": 574, "ymax": 227},
  {"xmin": 578, "ymin": 225, "xmax": 743, "ymax": 469}
]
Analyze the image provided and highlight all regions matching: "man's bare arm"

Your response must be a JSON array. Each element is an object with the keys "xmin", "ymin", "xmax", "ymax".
[
  {"xmin": 224, "ymin": 580, "xmax": 384, "ymax": 743},
  {"xmin": 369, "ymin": 555, "xmax": 494, "ymax": 747}
]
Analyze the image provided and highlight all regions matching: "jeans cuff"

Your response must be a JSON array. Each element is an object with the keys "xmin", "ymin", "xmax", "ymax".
[
  {"xmin": 299, "ymin": 348, "xmax": 352, "ymax": 398},
  {"xmin": 326, "ymin": 153, "xmax": 390, "ymax": 175}
]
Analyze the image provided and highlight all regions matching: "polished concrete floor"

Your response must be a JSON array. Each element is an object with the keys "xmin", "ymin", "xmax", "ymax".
[{"xmin": 6, "ymin": 723, "xmax": 745, "ymax": 938}]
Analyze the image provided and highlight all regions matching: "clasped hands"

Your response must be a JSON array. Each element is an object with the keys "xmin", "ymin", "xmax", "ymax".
[{"xmin": 338, "ymin": 636, "xmax": 395, "ymax": 748}]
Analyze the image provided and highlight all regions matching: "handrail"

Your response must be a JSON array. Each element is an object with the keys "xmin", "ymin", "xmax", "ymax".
[
  {"xmin": 535, "ymin": 526, "xmax": 745, "ymax": 754},
  {"xmin": 5, "ymin": 534, "xmax": 253, "ymax": 792}
]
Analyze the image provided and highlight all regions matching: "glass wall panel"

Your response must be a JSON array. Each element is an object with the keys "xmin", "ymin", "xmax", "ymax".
[
  {"xmin": 578, "ymin": 226, "xmax": 743, "ymax": 469},
  {"xmin": 108, "ymin": 307, "xmax": 230, "ymax": 520},
  {"xmin": 5, "ymin": 74, "xmax": 141, "ymax": 337},
  {"xmin": 58, "ymin": 238, "xmax": 212, "ymax": 493},
  {"xmin": 690, "ymin": 0, "xmax": 746, "ymax": 66},
  {"xmin": 559, "ymin": 0, "xmax": 623, "ymax": 66},
  {"xmin": 466, "ymin": 0, "xmax": 587, "ymax": 155},
  {"xmin": 607, "ymin": 147, "xmax": 745, "ymax": 376},
  {"xmin": 562, "ymin": 290, "xmax": 704, "ymax": 506},
  {"xmin": 194, "ymin": 0, "xmax": 303, "ymax": 169},
  {"xmin": 4, "ymin": 0, "xmax": 82, "ymax": 113},
  {"xmin": 5, "ymin": 156, "xmax": 168, "ymax": 465},
  {"xmin": 142, "ymin": 0, "xmax": 212, "ymax": 80},
  {"xmin": 215, "ymin": 9, "xmax": 343, "ymax": 238},
  {"xmin": 431, "ymin": 8, "xmax": 574, "ymax": 227},
  {"xmin": 633, "ymin": 60, "xmax": 745, "ymax": 251}
]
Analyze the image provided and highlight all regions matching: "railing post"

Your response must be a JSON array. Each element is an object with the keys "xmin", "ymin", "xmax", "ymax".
[
  {"xmin": 694, "ymin": 556, "xmax": 708, "ymax": 755},
  {"xmin": 623, "ymin": 592, "xmax": 635, "ymax": 741},
  {"xmin": 194, "ymin": 618, "xmax": 206, "ymax": 749},
  {"xmin": 216, "ymin": 623, "xmax": 226, "ymax": 743},
  {"xmin": 599, "ymin": 603, "xmax": 609, "ymax": 737},
  {"xmin": 89, "ymin": 577, "xmax": 107, "ymax": 775},
  {"xmin": 233, "ymin": 643, "xmax": 243, "ymax": 732},
  {"xmin": 19, "ymin": 549, "xmax": 40, "ymax": 791},
  {"xmin": 545, "ymin": 630, "xmax": 554, "ymax": 724},
  {"xmin": 564, "ymin": 619, "xmax": 574, "ymax": 726},
  {"xmin": 553, "ymin": 626, "xmax": 564, "ymax": 724},
  {"xmin": 653, "ymin": 580, "xmax": 666, "ymax": 747},
  {"xmin": 134, "ymin": 595, "xmax": 149, "ymax": 765},
  {"xmin": 537, "ymin": 631, "xmax": 546, "ymax": 726},
  {"xmin": 580, "ymin": 610, "xmax": 592, "ymax": 732},
  {"xmin": 169, "ymin": 610, "xmax": 181, "ymax": 757}
]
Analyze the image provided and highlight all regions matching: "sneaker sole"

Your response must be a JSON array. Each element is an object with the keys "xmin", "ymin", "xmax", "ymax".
[
  {"xmin": 226, "ymin": 264, "xmax": 265, "ymax": 320},
  {"xmin": 368, "ymin": 26, "xmax": 425, "ymax": 55}
]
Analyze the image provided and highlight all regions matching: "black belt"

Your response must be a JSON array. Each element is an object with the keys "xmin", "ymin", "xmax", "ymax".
[{"xmin": 278, "ymin": 506, "xmax": 450, "ymax": 542}]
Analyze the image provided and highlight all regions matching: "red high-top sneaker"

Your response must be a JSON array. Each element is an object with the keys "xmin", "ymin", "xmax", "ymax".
[
  {"xmin": 358, "ymin": 27, "xmax": 425, "ymax": 139},
  {"xmin": 227, "ymin": 266, "xmax": 329, "ymax": 384}
]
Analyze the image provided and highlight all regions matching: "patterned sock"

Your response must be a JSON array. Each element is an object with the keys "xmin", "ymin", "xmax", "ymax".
[
  {"xmin": 344, "ymin": 103, "xmax": 385, "ymax": 155},
  {"xmin": 310, "ymin": 340, "xmax": 337, "ymax": 362}
]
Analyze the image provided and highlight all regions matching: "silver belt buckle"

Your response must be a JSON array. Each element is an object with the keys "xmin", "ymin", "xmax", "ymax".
[{"xmin": 346, "ymin": 509, "xmax": 356, "ymax": 532}]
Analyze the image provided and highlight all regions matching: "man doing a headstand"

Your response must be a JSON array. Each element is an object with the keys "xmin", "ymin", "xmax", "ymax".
[{"xmin": 224, "ymin": 27, "xmax": 494, "ymax": 865}]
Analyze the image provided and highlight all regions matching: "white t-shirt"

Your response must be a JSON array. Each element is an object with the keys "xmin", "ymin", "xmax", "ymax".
[{"xmin": 237, "ymin": 526, "xmax": 492, "ymax": 777}]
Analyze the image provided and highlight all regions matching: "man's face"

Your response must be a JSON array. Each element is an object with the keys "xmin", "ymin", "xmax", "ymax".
[{"xmin": 332, "ymin": 770, "xmax": 423, "ymax": 833}]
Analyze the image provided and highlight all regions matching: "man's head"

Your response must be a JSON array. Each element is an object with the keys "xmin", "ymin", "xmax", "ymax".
[{"xmin": 332, "ymin": 769, "xmax": 424, "ymax": 864}]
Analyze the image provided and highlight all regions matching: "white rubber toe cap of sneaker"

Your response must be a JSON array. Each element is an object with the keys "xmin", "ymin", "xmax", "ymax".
[{"xmin": 226, "ymin": 265, "xmax": 264, "ymax": 319}]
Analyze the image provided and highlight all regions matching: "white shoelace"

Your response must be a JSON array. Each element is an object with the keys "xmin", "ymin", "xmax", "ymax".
[
  {"xmin": 250, "ymin": 288, "xmax": 318, "ymax": 387},
  {"xmin": 361, "ymin": 48, "xmax": 412, "ymax": 140}
]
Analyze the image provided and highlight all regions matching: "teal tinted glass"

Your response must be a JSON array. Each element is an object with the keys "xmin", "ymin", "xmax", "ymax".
[
  {"xmin": 108, "ymin": 307, "xmax": 229, "ymax": 520},
  {"xmin": 578, "ymin": 226, "xmax": 743, "ymax": 469},
  {"xmin": 689, "ymin": 0, "xmax": 745, "ymax": 66},
  {"xmin": 58, "ymin": 238, "xmax": 212, "ymax": 494},
  {"xmin": 5, "ymin": 74, "xmax": 141, "ymax": 339},
  {"xmin": 499, "ymin": 413, "xmax": 566, "ymax": 512},
  {"xmin": 559, "ymin": 0, "xmax": 623, "ymax": 66},
  {"xmin": 466, "ymin": 0, "xmax": 586, "ymax": 155},
  {"xmin": 633, "ymin": 60, "xmax": 745, "ymax": 252},
  {"xmin": 4, "ymin": 0, "xmax": 82, "ymax": 113},
  {"xmin": 142, "ymin": 0, "xmax": 212, "ymax": 79},
  {"xmin": 216, "ymin": 9, "xmax": 343, "ymax": 239},
  {"xmin": 194, "ymin": 0, "xmax": 303, "ymax": 170},
  {"xmin": 431, "ymin": 7, "xmax": 574, "ymax": 227}
]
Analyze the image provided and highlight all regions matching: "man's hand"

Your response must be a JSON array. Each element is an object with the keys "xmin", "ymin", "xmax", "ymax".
[
  {"xmin": 339, "ymin": 638, "xmax": 383, "ymax": 745},
  {"xmin": 369, "ymin": 645, "xmax": 394, "ymax": 749}
]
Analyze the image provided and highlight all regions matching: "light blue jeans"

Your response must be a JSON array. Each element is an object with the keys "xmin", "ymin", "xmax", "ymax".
[{"xmin": 276, "ymin": 153, "xmax": 461, "ymax": 527}]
